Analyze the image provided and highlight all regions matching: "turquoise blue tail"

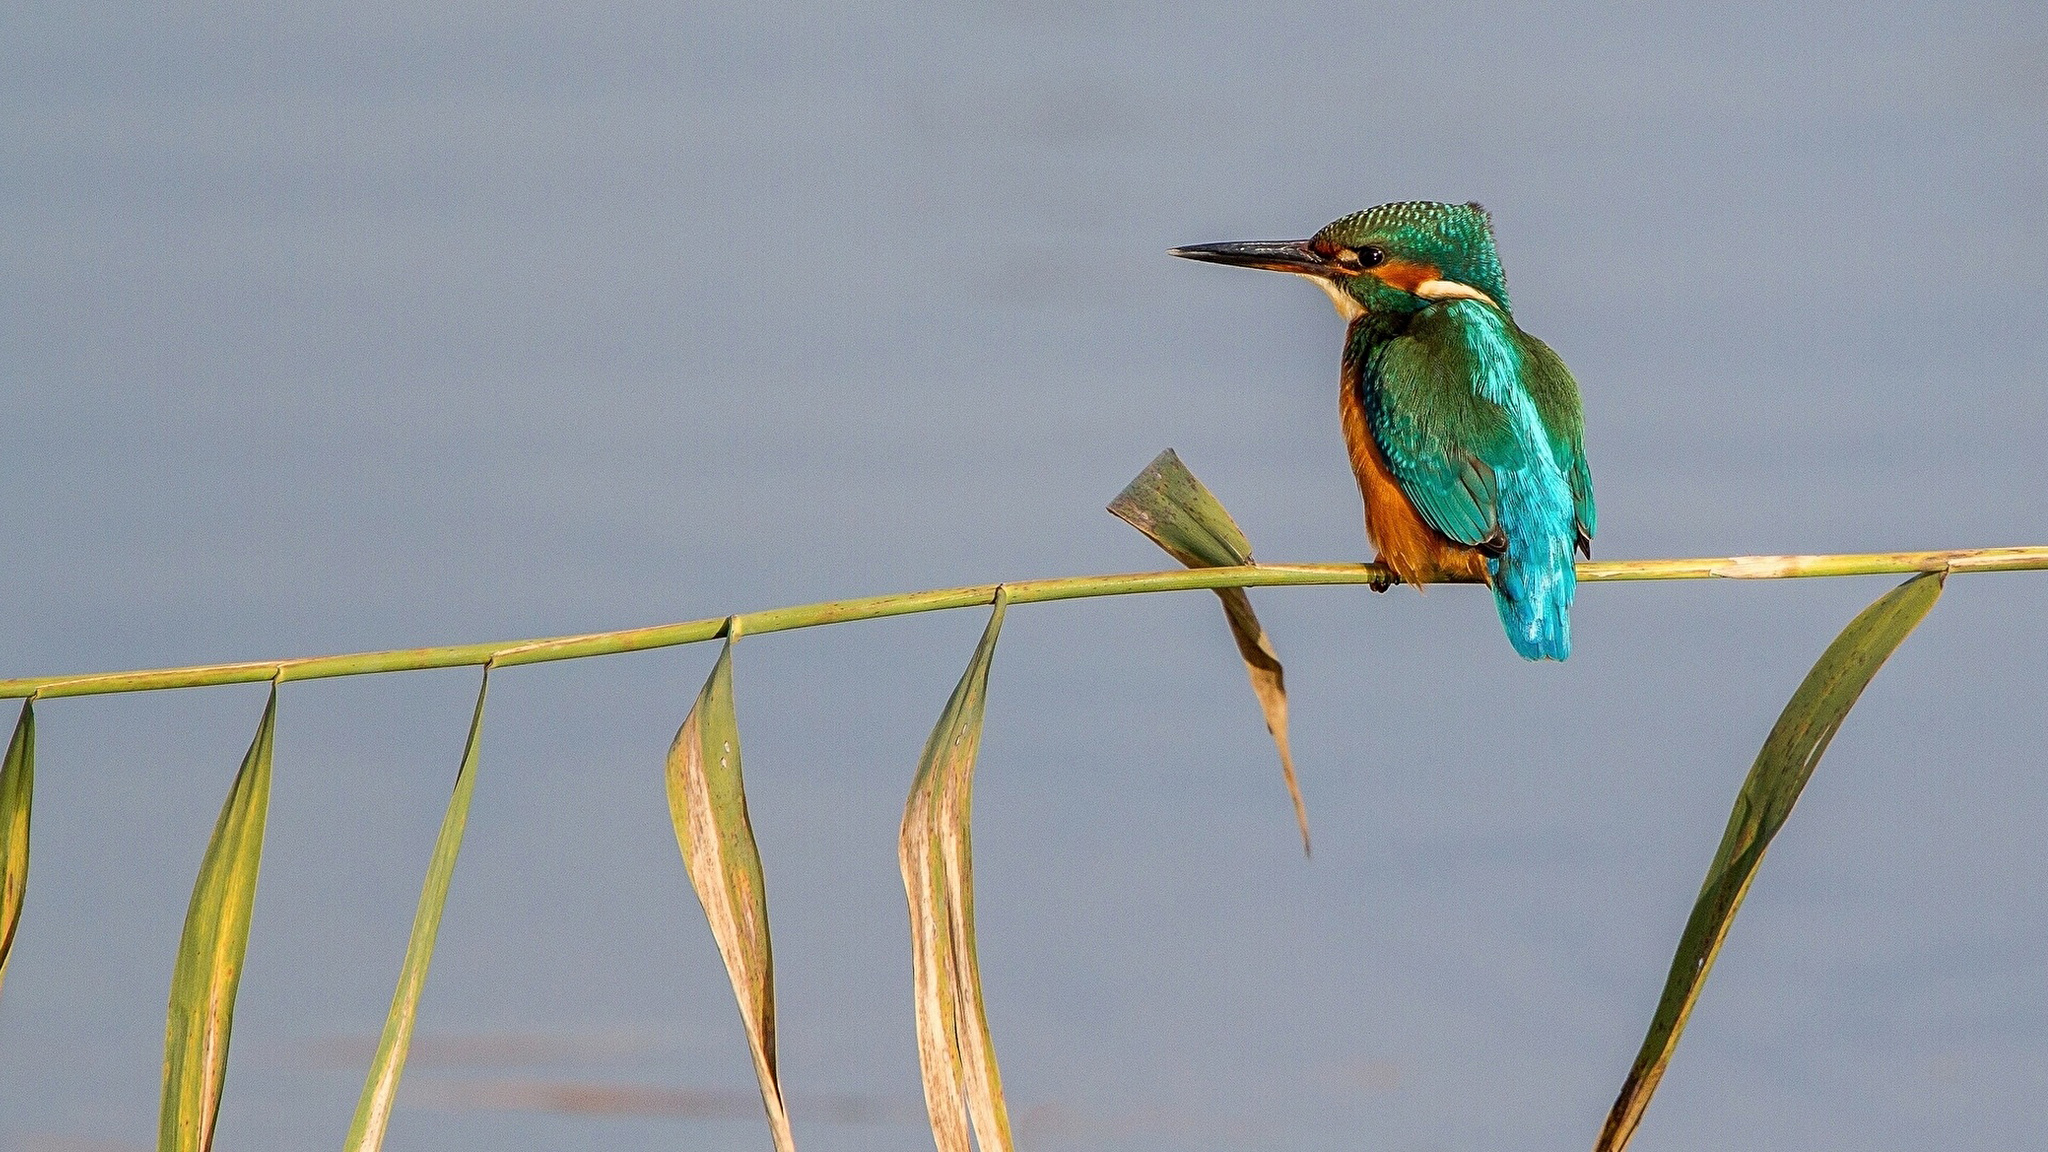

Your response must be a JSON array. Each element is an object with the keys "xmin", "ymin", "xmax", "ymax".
[{"xmin": 1488, "ymin": 465, "xmax": 1578, "ymax": 660}]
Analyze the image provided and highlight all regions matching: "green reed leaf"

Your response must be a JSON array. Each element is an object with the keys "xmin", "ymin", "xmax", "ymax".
[
  {"xmin": 0, "ymin": 700, "xmax": 34, "ymax": 998},
  {"xmin": 665, "ymin": 634, "xmax": 794, "ymax": 1152},
  {"xmin": 344, "ymin": 668, "xmax": 491, "ymax": 1152},
  {"xmin": 1110, "ymin": 449, "xmax": 1309, "ymax": 853},
  {"xmin": 1108, "ymin": 449, "xmax": 1255, "ymax": 569},
  {"xmin": 899, "ymin": 591, "xmax": 1013, "ymax": 1152},
  {"xmin": 160, "ymin": 685, "xmax": 277, "ymax": 1152},
  {"xmin": 1596, "ymin": 571, "xmax": 1945, "ymax": 1152}
]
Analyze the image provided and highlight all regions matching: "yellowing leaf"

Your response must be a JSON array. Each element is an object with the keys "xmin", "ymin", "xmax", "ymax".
[
  {"xmin": 0, "ymin": 700, "xmax": 33, "ymax": 998},
  {"xmin": 345, "ymin": 669, "xmax": 492, "ymax": 1152},
  {"xmin": 899, "ymin": 592, "xmax": 1013, "ymax": 1152},
  {"xmin": 665, "ymin": 636, "xmax": 793, "ymax": 1152},
  {"xmin": 1110, "ymin": 449, "xmax": 1308, "ymax": 853},
  {"xmin": 160, "ymin": 685, "xmax": 277, "ymax": 1152},
  {"xmin": 1596, "ymin": 572, "xmax": 1945, "ymax": 1152}
]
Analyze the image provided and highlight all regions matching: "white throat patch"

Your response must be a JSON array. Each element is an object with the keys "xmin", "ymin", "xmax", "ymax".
[{"xmin": 1298, "ymin": 273, "xmax": 1366, "ymax": 321}]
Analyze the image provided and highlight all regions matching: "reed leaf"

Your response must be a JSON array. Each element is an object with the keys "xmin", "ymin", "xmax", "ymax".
[
  {"xmin": 664, "ymin": 633, "xmax": 794, "ymax": 1152},
  {"xmin": 160, "ymin": 685, "xmax": 278, "ymax": 1152},
  {"xmin": 344, "ymin": 668, "xmax": 492, "ymax": 1152},
  {"xmin": 0, "ymin": 699, "xmax": 33, "ymax": 997},
  {"xmin": 1596, "ymin": 571, "xmax": 1945, "ymax": 1152},
  {"xmin": 1110, "ymin": 449, "xmax": 1309, "ymax": 853},
  {"xmin": 899, "ymin": 590, "xmax": 1013, "ymax": 1152}
]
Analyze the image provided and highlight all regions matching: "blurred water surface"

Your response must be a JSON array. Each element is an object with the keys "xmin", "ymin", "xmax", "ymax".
[{"xmin": 2, "ymin": 3, "xmax": 2045, "ymax": 1150}]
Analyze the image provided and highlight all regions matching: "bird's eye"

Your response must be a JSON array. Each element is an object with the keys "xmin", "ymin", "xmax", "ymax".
[{"xmin": 1332, "ymin": 246, "xmax": 1386, "ymax": 270}]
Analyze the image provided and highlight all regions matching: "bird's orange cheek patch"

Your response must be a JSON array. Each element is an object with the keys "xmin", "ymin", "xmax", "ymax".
[{"xmin": 1367, "ymin": 260, "xmax": 1441, "ymax": 295}]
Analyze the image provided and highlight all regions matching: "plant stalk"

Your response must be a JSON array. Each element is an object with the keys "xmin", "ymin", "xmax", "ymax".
[{"xmin": 4, "ymin": 546, "xmax": 2043, "ymax": 700}]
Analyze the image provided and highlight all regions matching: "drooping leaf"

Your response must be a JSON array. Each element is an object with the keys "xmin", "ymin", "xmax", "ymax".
[
  {"xmin": 161, "ymin": 685, "xmax": 278, "ymax": 1152},
  {"xmin": 0, "ymin": 700, "xmax": 34, "ymax": 997},
  {"xmin": 1108, "ymin": 448, "xmax": 1256, "ymax": 569},
  {"xmin": 345, "ymin": 669, "xmax": 491, "ymax": 1152},
  {"xmin": 1110, "ymin": 449, "xmax": 1309, "ymax": 853},
  {"xmin": 899, "ymin": 591, "xmax": 1013, "ymax": 1152},
  {"xmin": 665, "ymin": 635, "xmax": 794, "ymax": 1152},
  {"xmin": 1596, "ymin": 571, "xmax": 1945, "ymax": 1152}
]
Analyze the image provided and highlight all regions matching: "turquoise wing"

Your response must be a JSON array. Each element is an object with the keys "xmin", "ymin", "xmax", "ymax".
[
  {"xmin": 1361, "ymin": 299, "xmax": 1581, "ymax": 660},
  {"xmin": 1514, "ymin": 329, "xmax": 1596, "ymax": 555},
  {"xmin": 1361, "ymin": 301, "xmax": 1534, "ymax": 548}
]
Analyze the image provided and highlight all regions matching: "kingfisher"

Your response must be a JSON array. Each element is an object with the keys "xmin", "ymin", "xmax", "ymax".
[{"xmin": 1172, "ymin": 201, "xmax": 1594, "ymax": 660}]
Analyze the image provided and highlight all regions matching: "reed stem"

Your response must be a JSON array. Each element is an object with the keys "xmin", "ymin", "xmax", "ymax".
[{"xmin": 6, "ymin": 546, "xmax": 2043, "ymax": 700}]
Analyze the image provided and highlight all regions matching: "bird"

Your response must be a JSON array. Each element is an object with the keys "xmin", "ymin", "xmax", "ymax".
[{"xmin": 1171, "ymin": 200, "xmax": 1594, "ymax": 660}]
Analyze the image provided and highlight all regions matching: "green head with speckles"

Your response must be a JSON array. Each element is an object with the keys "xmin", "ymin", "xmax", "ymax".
[{"xmin": 1170, "ymin": 200, "xmax": 1512, "ymax": 320}]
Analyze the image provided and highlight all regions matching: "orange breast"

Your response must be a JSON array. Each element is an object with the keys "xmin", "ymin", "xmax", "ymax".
[{"xmin": 1337, "ymin": 363, "xmax": 1490, "ymax": 585}]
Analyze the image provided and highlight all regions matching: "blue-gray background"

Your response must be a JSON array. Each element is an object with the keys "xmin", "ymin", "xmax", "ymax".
[{"xmin": 3, "ymin": 3, "xmax": 2045, "ymax": 1150}]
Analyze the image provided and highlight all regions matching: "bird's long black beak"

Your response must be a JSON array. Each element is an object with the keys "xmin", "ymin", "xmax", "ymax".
[{"xmin": 1168, "ymin": 238, "xmax": 1327, "ymax": 275}]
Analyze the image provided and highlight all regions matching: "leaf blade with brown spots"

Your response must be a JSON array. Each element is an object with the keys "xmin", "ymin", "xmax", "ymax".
[
  {"xmin": 665, "ymin": 637, "xmax": 794, "ymax": 1152},
  {"xmin": 899, "ymin": 591, "xmax": 1013, "ymax": 1152}
]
